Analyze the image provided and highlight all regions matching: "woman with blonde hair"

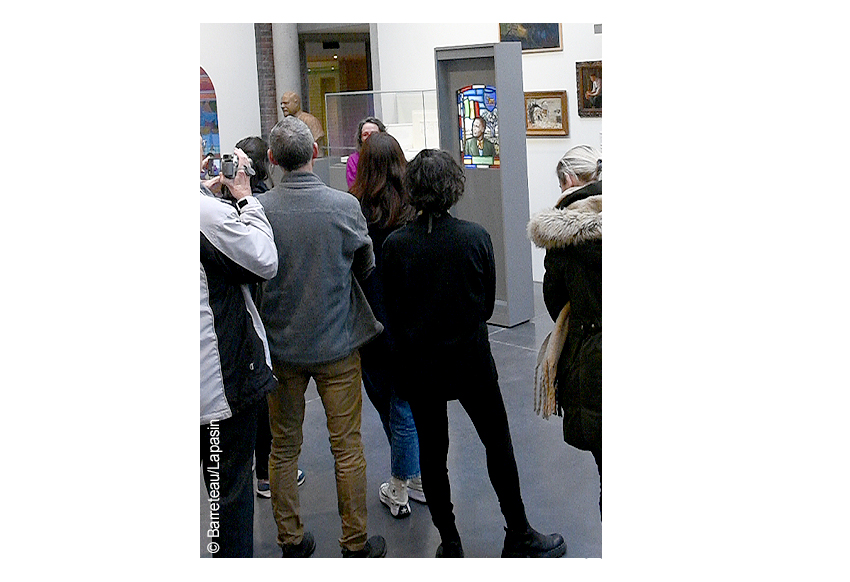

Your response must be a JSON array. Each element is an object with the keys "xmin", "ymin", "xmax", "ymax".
[
  {"xmin": 555, "ymin": 144, "xmax": 601, "ymax": 196},
  {"xmin": 528, "ymin": 144, "xmax": 602, "ymax": 515}
]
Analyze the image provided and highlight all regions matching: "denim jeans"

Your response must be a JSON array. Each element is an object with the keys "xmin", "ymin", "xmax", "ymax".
[
  {"xmin": 267, "ymin": 350, "xmax": 369, "ymax": 552},
  {"xmin": 362, "ymin": 365, "xmax": 421, "ymax": 480},
  {"xmin": 361, "ymin": 337, "xmax": 421, "ymax": 480},
  {"xmin": 200, "ymin": 400, "xmax": 259, "ymax": 558}
]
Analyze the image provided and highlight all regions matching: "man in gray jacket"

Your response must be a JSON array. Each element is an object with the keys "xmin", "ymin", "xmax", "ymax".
[{"xmin": 256, "ymin": 116, "xmax": 386, "ymax": 558}]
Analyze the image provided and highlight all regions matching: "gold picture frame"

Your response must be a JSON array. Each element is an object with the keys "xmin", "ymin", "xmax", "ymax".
[{"xmin": 524, "ymin": 91, "xmax": 568, "ymax": 136}]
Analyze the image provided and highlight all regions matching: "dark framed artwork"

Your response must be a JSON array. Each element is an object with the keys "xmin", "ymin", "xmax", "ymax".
[
  {"xmin": 457, "ymin": 84, "xmax": 500, "ymax": 169},
  {"xmin": 524, "ymin": 91, "xmax": 568, "ymax": 136},
  {"xmin": 499, "ymin": 23, "xmax": 562, "ymax": 53},
  {"xmin": 576, "ymin": 61, "xmax": 602, "ymax": 118}
]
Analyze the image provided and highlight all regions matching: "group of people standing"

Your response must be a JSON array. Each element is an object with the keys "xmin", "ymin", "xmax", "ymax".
[{"xmin": 200, "ymin": 113, "xmax": 601, "ymax": 558}]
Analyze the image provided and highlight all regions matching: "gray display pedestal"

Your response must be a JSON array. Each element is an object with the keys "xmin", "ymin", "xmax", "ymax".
[{"xmin": 434, "ymin": 43, "xmax": 533, "ymax": 327}]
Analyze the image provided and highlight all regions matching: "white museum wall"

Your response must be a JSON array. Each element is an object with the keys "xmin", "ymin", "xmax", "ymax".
[
  {"xmin": 522, "ymin": 24, "xmax": 602, "ymax": 282},
  {"xmin": 200, "ymin": 23, "xmax": 262, "ymax": 153},
  {"xmin": 373, "ymin": 23, "xmax": 601, "ymax": 281},
  {"xmin": 199, "ymin": 22, "xmax": 601, "ymax": 282}
]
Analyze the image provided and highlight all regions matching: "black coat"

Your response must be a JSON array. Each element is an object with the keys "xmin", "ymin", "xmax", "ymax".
[
  {"xmin": 527, "ymin": 181, "xmax": 601, "ymax": 452},
  {"xmin": 381, "ymin": 213, "xmax": 496, "ymax": 400}
]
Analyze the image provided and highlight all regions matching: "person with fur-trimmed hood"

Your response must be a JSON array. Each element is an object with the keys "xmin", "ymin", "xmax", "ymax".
[{"xmin": 527, "ymin": 144, "xmax": 602, "ymax": 515}]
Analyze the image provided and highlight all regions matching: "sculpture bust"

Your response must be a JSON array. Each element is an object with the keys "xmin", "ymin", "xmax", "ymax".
[{"xmin": 280, "ymin": 91, "xmax": 325, "ymax": 153}]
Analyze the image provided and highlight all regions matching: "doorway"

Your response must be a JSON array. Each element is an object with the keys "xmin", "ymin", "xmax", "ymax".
[{"xmin": 299, "ymin": 27, "xmax": 372, "ymax": 151}]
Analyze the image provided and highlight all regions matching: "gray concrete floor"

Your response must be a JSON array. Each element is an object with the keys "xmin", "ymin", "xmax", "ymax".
[{"xmin": 201, "ymin": 283, "xmax": 602, "ymax": 558}]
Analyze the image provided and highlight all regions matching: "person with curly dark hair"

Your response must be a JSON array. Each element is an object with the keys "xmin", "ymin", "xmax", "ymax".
[{"xmin": 381, "ymin": 149, "xmax": 566, "ymax": 558}]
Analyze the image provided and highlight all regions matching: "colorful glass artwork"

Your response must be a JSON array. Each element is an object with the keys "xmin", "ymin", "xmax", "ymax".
[
  {"xmin": 200, "ymin": 67, "xmax": 220, "ymax": 157},
  {"xmin": 457, "ymin": 85, "xmax": 500, "ymax": 169}
]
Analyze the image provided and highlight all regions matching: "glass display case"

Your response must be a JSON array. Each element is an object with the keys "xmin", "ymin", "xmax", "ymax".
[{"xmin": 324, "ymin": 89, "xmax": 439, "ymax": 160}]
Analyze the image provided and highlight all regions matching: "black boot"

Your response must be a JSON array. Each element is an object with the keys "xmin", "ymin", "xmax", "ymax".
[
  {"xmin": 436, "ymin": 540, "xmax": 464, "ymax": 557},
  {"xmin": 501, "ymin": 526, "xmax": 566, "ymax": 558}
]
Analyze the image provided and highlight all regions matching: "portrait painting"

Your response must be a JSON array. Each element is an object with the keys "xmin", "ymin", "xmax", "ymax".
[
  {"xmin": 576, "ymin": 61, "xmax": 601, "ymax": 118},
  {"xmin": 457, "ymin": 85, "xmax": 500, "ymax": 169}
]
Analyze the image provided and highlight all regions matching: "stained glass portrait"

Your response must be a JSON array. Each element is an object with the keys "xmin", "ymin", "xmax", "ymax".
[{"xmin": 457, "ymin": 85, "xmax": 499, "ymax": 169}]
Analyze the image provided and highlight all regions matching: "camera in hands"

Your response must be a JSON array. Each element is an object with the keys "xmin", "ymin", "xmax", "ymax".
[
  {"xmin": 221, "ymin": 153, "xmax": 255, "ymax": 180},
  {"xmin": 221, "ymin": 154, "xmax": 238, "ymax": 179}
]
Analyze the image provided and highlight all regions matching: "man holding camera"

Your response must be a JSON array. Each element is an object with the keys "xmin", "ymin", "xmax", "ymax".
[{"xmin": 200, "ymin": 141, "xmax": 278, "ymax": 557}]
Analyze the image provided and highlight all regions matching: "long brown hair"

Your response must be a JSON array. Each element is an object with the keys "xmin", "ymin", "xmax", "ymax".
[{"xmin": 349, "ymin": 132, "xmax": 415, "ymax": 230}]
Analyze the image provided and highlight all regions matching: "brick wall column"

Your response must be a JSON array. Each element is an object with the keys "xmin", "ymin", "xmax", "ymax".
[{"xmin": 254, "ymin": 23, "xmax": 278, "ymax": 142}]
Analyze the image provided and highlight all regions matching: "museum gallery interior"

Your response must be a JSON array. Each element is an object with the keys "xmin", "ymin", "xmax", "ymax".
[{"xmin": 200, "ymin": 22, "xmax": 602, "ymax": 559}]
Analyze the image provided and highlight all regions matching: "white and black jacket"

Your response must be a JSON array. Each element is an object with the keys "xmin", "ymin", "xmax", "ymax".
[{"xmin": 200, "ymin": 186, "xmax": 278, "ymax": 425}]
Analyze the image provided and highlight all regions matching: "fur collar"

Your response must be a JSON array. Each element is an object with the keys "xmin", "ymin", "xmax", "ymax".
[{"xmin": 527, "ymin": 195, "xmax": 601, "ymax": 249}]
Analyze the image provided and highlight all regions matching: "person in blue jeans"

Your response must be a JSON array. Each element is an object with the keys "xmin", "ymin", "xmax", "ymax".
[{"xmin": 349, "ymin": 132, "xmax": 426, "ymax": 518}]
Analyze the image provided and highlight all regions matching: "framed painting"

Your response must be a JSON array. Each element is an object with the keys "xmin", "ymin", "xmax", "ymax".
[
  {"xmin": 499, "ymin": 24, "xmax": 562, "ymax": 53},
  {"xmin": 576, "ymin": 61, "xmax": 602, "ymax": 118},
  {"xmin": 524, "ymin": 91, "xmax": 568, "ymax": 136}
]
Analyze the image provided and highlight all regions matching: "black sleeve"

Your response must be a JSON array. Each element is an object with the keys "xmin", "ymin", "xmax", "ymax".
[
  {"xmin": 200, "ymin": 232, "xmax": 268, "ymax": 285},
  {"xmin": 482, "ymin": 229, "xmax": 496, "ymax": 321}
]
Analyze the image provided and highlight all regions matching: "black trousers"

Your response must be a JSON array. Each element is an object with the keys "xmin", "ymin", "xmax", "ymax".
[
  {"xmin": 200, "ymin": 400, "xmax": 259, "ymax": 558},
  {"xmin": 591, "ymin": 446, "xmax": 601, "ymax": 516},
  {"xmin": 254, "ymin": 396, "xmax": 272, "ymax": 480},
  {"xmin": 407, "ymin": 343, "xmax": 528, "ymax": 543}
]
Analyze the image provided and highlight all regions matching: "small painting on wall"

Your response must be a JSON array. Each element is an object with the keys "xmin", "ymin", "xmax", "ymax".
[
  {"xmin": 524, "ymin": 91, "xmax": 568, "ymax": 136},
  {"xmin": 576, "ymin": 61, "xmax": 601, "ymax": 118},
  {"xmin": 499, "ymin": 23, "xmax": 562, "ymax": 53}
]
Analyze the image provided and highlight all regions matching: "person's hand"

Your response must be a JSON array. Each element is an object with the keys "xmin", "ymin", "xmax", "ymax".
[
  {"xmin": 202, "ymin": 175, "xmax": 221, "ymax": 194},
  {"xmin": 219, "ymin": 147, "xmax": 253, "ymax": 200}
]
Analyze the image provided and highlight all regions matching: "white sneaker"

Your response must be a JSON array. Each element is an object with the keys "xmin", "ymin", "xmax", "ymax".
[
  {"xmin": 407, "ymin": 475, "xmax": 427, "ymax": 504},
  {"xmin": 379, "ymin": 477, "xmax": 411, "ymax": 518}
]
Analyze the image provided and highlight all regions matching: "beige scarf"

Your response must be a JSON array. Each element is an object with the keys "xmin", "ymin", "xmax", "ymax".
[{"xmin": 534, "ymin": 302, "xmax": 570, "ymax": 418}]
